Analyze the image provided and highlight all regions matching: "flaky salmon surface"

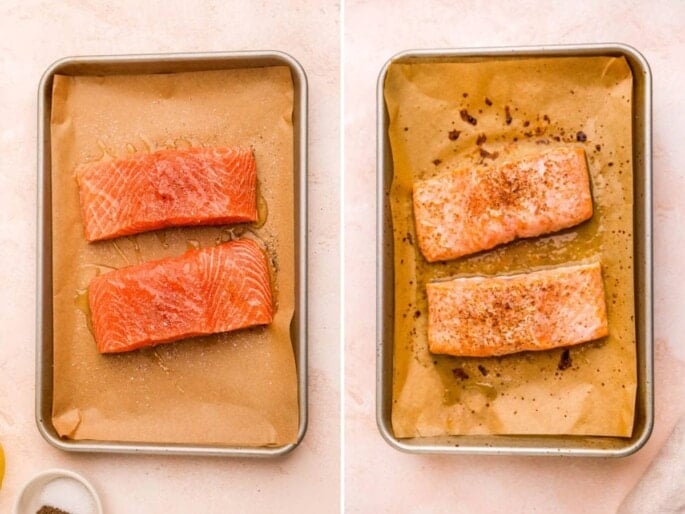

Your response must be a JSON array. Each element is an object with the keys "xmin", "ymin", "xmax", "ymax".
[
  {"xmin": 427, "ymin": 262, "xmax": 608, "ymax": 357},
  {"xmin": 413, "ymin": 147, "xmax": 593, "ymax": 262},
  {"xmin": 77, "ymin": 147, "xmax": 257, "ymax": 242},
  {"xmin": 88, "ymin": 239, "xmax": 273, "ymax": 353}
]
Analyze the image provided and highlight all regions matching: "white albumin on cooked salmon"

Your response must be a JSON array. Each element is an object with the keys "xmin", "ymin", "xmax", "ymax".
[
  {"xmin": 77, "ymin": 147, "xmax": 257, "ymax": 242},
  {"xmin": 427, "ymin": 262, "xmax": 608, "ymax": 357},
  {"xmin": 88, "ymin": 238, "xmax": 273, "ymax": 353},
  {"xmin": 413, "ymin": 147, "xmax": 593, "ymax": 262}
]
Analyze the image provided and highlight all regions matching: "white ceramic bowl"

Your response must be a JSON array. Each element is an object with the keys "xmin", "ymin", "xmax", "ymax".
[{"xmin": 13, "ymin": 468, "xmax": 103, "ymax": 514}]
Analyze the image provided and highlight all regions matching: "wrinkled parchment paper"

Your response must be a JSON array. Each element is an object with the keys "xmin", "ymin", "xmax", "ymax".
[
  {"xmin": 50, "ymin": 67, "xmax": 299, "ymax": 445},
  {"xmin": 386, "ymin": 57, "xmax": 635, "ymax": 437}
]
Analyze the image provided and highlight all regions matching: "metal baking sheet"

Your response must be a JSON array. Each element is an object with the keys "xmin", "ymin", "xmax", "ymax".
[
  {"xmin": 376, "ymin": 43, "xmax": 653, "ymax": 456},
  {"xmin": 36, "ymin": 51, "xmax": 308, "ymax": 457}
]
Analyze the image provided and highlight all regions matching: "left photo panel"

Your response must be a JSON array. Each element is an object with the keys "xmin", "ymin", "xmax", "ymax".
[{"xmin": 0, "ymin": 1, "xmax": 340, "ymax": 513}]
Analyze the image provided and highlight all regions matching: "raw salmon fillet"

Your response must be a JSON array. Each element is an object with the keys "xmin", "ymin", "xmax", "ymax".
[
  {"xmin": 427, "ymin": 262, "xmax": 608, "ymax": 357},
  {"xmin": 88, "ymin": 239, "xmax": 273, "ymax": 353},
  {"xmin": 77, "ymin": 147, "xmax": 257, "ymax": 242},
  {"xmin": 413, "ymin": 147, "xmax": 593, "ymax": 262}
]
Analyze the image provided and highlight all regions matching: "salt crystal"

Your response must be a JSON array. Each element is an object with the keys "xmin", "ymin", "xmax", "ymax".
[{"xmin": 36, "ymin": 477, "xmax": 96, "ymax": 514}]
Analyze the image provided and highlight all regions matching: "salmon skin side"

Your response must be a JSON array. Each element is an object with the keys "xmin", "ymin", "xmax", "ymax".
[
  {"xmin": 88, "ymin": 239, "xmax": 273, "ymax": 354},
  {"xmin": 413, "ymin": 147, "xmax": 593, "ymax": 262},
  {"xmin": 427, "ymin": 262, "xmax": 608, "ymax": 357},
  {"xmin": 77, "ymin": 147, "xmax": 258, "ymax": 242}
]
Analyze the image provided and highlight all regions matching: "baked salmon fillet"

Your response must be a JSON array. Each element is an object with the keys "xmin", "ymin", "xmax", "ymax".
[
  {"xmin": 427, "ymin": 262, "xmax": 608, "ymax": 357},
  {"xmin": 413, "ymin": 147, "xmax": 593, "ymax": 262},
  {"xmin": 88, "ymin": 239, "xmax": 273, "ymax": 353},
  {"xmin": 77, "ymin": 147, "xmax": 257, "ymax": 242}
]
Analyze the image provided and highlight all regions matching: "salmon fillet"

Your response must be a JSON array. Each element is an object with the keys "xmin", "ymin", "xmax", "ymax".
[
  {"xmin": 413, "ymin": 147, "xmax": 593, "ymax": 262},
  {"xmin": 88, "ymin": 239, "xmax": 273, "ymax": 353},
  {"xmin": 77, "ymin": 147, "xmax": 257, "ymax": 242},
  {"xmin": 427, "ymin": 262, "xmax": 608, "ymax": 357}
]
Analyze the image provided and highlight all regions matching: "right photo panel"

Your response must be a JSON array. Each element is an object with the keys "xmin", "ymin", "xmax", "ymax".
[{"xmin": 344, "ymin": 0, "xmax": 683, "ymax": 512}]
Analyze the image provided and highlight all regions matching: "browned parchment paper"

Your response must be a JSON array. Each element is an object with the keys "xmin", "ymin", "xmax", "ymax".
[
  {"xmin": 50, "ymin": 67, "xmax": 298, "ymax": 445},
  {"xmin": 386, "ymin": 57, "xmax": 636, "ymax": 437}
]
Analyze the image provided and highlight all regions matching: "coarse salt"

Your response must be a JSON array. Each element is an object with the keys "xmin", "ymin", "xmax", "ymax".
[{"xmin": 37, "ymin": 477, "xmax": 96, "ymax": 514}]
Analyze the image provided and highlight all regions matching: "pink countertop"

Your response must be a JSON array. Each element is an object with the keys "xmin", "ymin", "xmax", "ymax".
[
  {"xmin": 344, "ymin": 0, "xmax": 685, "ymax": 512},
  {"xmin": 0, "ymin": 1, "xmax": 339, "ymax": 513}
]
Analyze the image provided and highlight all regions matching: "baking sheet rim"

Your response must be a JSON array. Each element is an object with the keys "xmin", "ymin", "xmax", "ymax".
[
  {"xmin": 36, "ymin": 50, "xmax": 308, "ymax": 457},
  {"xmin": 375, "ymin": 42, "xmax": 653, "ymax": 457}
]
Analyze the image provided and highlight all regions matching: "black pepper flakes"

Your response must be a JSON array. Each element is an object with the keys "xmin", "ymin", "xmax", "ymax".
[
  {"xmin": 523, "ymin": 120, "xmax": 530, "ymax": 127},
  {"xmin": 448, "ymin": 129, "xmax": 461, "ymax": 141},
  {"xmin": 485, "ymin": 97, "xmax": 493, "ymax": 106},
  {"xmin": 432, "ymin": 158, "xmax": 442, "ymax": 166},
  {"xmin": 595, "ymin": 144, "xmax": 602, "ymax": 151},
  {"xmin": 477, "ymin": 364, "xmax": 488, "ymax": 376},
  {"xmin": 462, "ymin": 92, "xmax": 468, "ymax": 98},
  {"xmin": 476, "ymin": 133, "xmax": 487, "ymax": 146},
  {"xmin": 558, "ymin": 349, "xmax": 573, "ymax": 371},
  {"xmin": 608, "ymin": 162, "xmax": 614, "ymax": 167},
  {"xmin": 504, "ymin": 106, "xmax": 512, "ymax": 125},
  {"xmin": 452, "ymin": 368, "xmax": 469, "ymax": 380},
  {"xmin": 37, "ymin": 507, "xmax": 71, "ymax": 514},
  {"xmin": 403, "ymin": 127, "xmax": 409, "ymax": 131},
  {"xmin": 576, "ymin": 131, "xmax": 587, "ymax": 142},
  {"xmin": 460, "ymin": 109, "xmax": 477, "ymax": 125},
  {"xmin": 413, "ymin": 310, "xmax": 421, "ymax": 319}
]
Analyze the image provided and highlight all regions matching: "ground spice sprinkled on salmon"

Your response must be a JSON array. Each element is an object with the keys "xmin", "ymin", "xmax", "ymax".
[
  {"xmin": 413, "ymin": 147, "xmax": 593, "ymax": 262},
  {"xmin": 427, "ymin": 263, "xmax": 608, "ymax": 357}
]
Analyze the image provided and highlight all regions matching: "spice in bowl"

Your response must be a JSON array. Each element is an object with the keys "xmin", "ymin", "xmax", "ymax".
[{"xmin": 37, "ymin": 507, "xmax": 72, "ymax": 514}]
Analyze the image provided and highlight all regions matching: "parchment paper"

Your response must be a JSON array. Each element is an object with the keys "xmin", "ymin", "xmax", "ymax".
[
  {"xmin": 385, "ymin": 57, "xmax": 636, "ymax": 437},
  {"xmin": 50, "ymin": 66, "xmax": 299, "ymax": 445}
]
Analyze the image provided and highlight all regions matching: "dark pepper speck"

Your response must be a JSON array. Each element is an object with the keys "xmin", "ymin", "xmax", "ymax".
[
  {"xmin": 460, "ymin": 109, "xmax": 477, "ymax": 125},
  {"xmin": 558, "ymin": 349, "xmax": 572, "ymax": 371},
  {"xmin": 448, "ymin": 129, "xmax": 461, "ymax": 141},
  {"xmin": 480, "ymin": 148, "xmax": 499, "ymax": 160},
  {"xmin": 452, "ymin": 368, "xmax": 469, "ymax": 380},
  {"xmin": 576, "ymin": 131, "xmax": 587, "ymax": 142}
]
